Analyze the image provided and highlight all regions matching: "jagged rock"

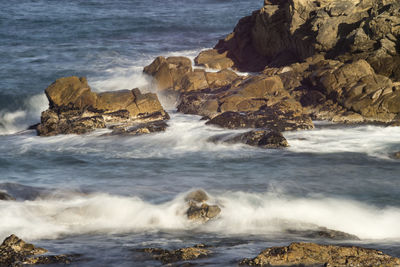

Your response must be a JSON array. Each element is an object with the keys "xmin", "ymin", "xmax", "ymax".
[
  {"xmin": 0, "ymin": 234, "xmax": 77, "ymax": 266},
  {"xmin": 185, "ymin": 190, "xmax": 221, "ymax": 222},
  {"xmin": 37, "ymin": 77, "xmax": 169, "ymax": 136},
  {"xmin": 240, "ymin": 242, "xmax": 400, "ymax": 267},
  {"xmin": 194, "ymin": 49, "xmax": 234, "ymax": 70},
  {"xmin": 140, "ymin": 244, "xmax": 210, "ymax": 264},
  {"xmin": 0, "ymin": 191, "xmax": 15, "ymax": 201}
]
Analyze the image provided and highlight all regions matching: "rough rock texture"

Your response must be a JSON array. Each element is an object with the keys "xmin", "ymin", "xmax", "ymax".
[
  {"xmin": 0, "ymin": 191, "xmax": 15, "ymax": 201},
  {"xmin": 0, "ymin": 234, "xmax": 76, "ymax": 266},
  {"xmin": 240, "ymin": 242, "xmax": 400, "ymax": 267},
  {"xmin": 209, "ymin": 130, "xmax": 289, "ymax": 148},
  {"xmin": 37, "ymin": 77, "xmax": 169, "ymax": 136},
  {"xmin": 184, "ymin": 0, "xmax": 400, "ymax": 125},
  {"xmin": 140, "ymin": 244, "xmax": 210, "ymax": 264},
  {"xmin": 185, "ymin": 190, "xmax": 221, "ymax": 222}
]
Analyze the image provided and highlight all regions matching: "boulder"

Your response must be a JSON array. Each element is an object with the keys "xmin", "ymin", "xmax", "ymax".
[
  {"xmin": 194, "ymin": 49, "xmax": 234, "ymax": 70},
  {"xmin": 140, "ymin": 244, "xmax": 210, "ymax": 264},
  {"xmin": 0, "ymin": 234, "xmax": 77, "ymax": 266},
  {"xmin": 185, "ymin": 190, "xmax": 221, "ymax": 222},
  {"xmin": 240, "ymin": 242, "xmax": 400, "ymax": 266},
  {"xmin": 0, "ymin": 192, "xmax": 15, "ymax": 201},
  {"xmin": 37, "ymin": 77, "xmax": 169, "ymax": 136}
]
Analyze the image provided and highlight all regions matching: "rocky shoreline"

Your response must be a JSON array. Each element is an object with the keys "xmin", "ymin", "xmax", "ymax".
[{"xmin": 32, "ymin": 0, "xmax": 400, "ymax": 151}]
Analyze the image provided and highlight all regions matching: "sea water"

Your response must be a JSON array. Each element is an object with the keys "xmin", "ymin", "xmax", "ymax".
[{"xmin": 1, "ymin": 0, "xmax": 400, "ymax": 266}]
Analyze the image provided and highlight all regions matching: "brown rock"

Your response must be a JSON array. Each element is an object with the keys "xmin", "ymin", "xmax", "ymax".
[
  {"xmin": 194, "ymin": 49, "xmax": 234, "ymax": 70},
  {"xmin": 0, "ymin": 234, "xmax": 79, "ymax": 266},
  {"xmin": 141, "ymin": 244, "xmax": 210, "ymax": 264},
  {"xmin": 240, "ymin": 242, "xmax": 400, "ymax": 267},
  {"xmin": 37, "ymin": 77, "xmax": 169, "ymax": 136},
  {"xmin": 184, "ymin": 190, "xmax": 221, "ymax": 222},
  {"xmin": 391, "ymin": 151, "xmax": 400, "ymax": 159},
  {"xmin": 184, "ymin": 189, "xmax": 209, "ymax": 203}
]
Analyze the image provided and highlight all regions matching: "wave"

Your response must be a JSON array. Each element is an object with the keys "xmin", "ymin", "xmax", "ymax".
[
  {"xmin": 285, "ymin": 123, "xmax": 400, "ymax": 159},
  {"xmin": 1, "ymin": 188, "xmax": 399, "ymax": 241},
  {"xmin": 0, "ymin": 94, "xmax": 48, "ymax": 135}
]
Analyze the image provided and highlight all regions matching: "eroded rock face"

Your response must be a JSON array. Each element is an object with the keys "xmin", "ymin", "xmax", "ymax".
[
  {"xmin": 240, "ymin": 242, "xmax": 400, "ymax": 267},
  {"xmin": 0, "ymin": 234, "xmax": 76, "ymax": 266},
  {"xmin": 37, "ymin": 77, "xmax": 169, "ymax": 136},
  {"xmin": 140, "ymin": 244, "xmax": 210, "ymax": 264},
  {"xmin": 185, "ymin": 190, "xmax": 221, "ymax": 222}
]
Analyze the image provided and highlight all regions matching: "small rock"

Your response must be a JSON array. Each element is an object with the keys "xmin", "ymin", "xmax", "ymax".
[
  {"xmin": 286, "ymin": 227, "xmax": 359, "ymax": 240},
  {"xmin": 391, "ymin": 151, "xmax": 400, "ymax": 159},
  {"xmin": 240, "ymin": 242, "xmax": 400, "ymax": 266},
  {"xmin": 0, "ymin": 234, "xmax": 78, "ymax": 266},
  {"xmin": 140, "ymin": 244, "xmax": 210, "ymax": 264},
  {"xmin": 184, "ymin": 190, "xmax": 221, "ymax": 222},
  {"xmin": 226, "ymin": 130, "xmax": 288, "ymax": 148}
]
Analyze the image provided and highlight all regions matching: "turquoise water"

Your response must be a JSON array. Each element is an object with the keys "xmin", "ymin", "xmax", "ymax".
[{"xmin": 1, "ymin": 1, "xmax": 400, "ymax": 266}]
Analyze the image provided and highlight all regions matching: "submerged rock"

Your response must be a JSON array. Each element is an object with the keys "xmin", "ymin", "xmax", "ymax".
[
  {"xmin": 37, "ymin": 77, "xmax": 169, "ymax": 136},
  {"xmin": 0, "ymin": 234, "xmax": 77, "ymax": 266},
  {"xmin": 209, "ymin": 130, "xmax": 288, "ymax": 149},
  {"xmin": 286, "ymin": 227, "xmax": 360, "ymax": 241},
  {"xmin": 185, "ymin": 190, "xmax": 221, "ymax": 222},
  {"xmin": 240, "ymin": 242, "xmax": 400, "ymax": 267},
  {"xmin": 140, "ymin": 244, "xmax": 210, "ymax": 264},
  {"xmin": 0, "ymin": 191, "xmax": 15, "ymax": 201}
]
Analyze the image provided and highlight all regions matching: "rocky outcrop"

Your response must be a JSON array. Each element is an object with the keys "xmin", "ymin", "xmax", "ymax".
[
  {"xmin": 0, "ymin": 234, "xmax": 76, "ymax": 266},
  {"xmin": 185, "ymin": 190, "xmax": 221, "ymax": 222},
  {"xmin": 240, "ymin": 242, "xmax": 400, "ymax": 266},
  {"xmin": 140, "ymin": 244, "xmax": 210, "ymax": 264},
  {"xmin": 174, "ymin": 0, "xmax": 400, "ymax": 126},
  {"xmin": 37, "ymin": 77, "xmax": 169, "ymax": 136}
]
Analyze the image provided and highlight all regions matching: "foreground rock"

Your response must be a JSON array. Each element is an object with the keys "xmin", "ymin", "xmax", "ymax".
[
  {"xmin": 0, "ymin": 234, "xmax": 76, "ymax": 266},
  {"xmin": 140, "ymin": 244, "xmax": 210, "ymax": 264},
  {"xmin": 240, "ymin": 242, "xmax": 400, "ymax": 267},
  {"xmin": 185, "ymin": 190, "xmax": 221, "ymax": 222},
  {"xmin": 37, "ymin": 77, "xmax": 169, "ymax": 136}
]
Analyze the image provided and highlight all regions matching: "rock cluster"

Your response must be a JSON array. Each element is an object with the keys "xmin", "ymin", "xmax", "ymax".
[
  {"xmin": 140, "ymin": 244, "xmax": 210, "ymax": 264},
  {"xmin": 185, "ymin": 190, "xmax": 221, "ymax": 222},
  {"xmin": 240, "ymin": 242, "xmax": 400, "ymax": 266},
  {"xmin": 142, "ymin": 0, "xmax": 400, "ymax": 129},
  {"xmin": 0, "ymin": 234, "xmax": 76, "ymax": 266},
  {"xmin": 36, "ymin": 76, "xmax": 169, "ymax": 136}
]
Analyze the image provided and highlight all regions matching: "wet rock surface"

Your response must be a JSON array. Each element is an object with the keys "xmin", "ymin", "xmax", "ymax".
[
  {"xmin": 209, "ymin": 130, "xmax": 288, "ymax": 149},
  {"xmin": 240, "ymin": 242, "xmax": 400, "ymax": 267},
  {"xmin": 139, "ymin": 244, "xmax": 210, "ymax": 264},
  {"xmin": 37, "ymin": 77, "xmax": 169, "ymax": 136},
  {"xmin": 0, "ymin": 234, "xmax": 77, "ymax": 266},
  {"xmin": 185, "ymin": 190, "xmax": 221, "ymax": 222}
]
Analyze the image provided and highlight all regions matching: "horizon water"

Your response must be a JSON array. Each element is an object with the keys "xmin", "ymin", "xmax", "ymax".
[{"xmin": 1, "ymin": 0, "xmax": 400, "ymax": 266}]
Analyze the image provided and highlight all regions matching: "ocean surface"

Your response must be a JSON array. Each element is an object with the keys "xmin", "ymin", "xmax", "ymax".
[{"xmin": 1, "ymin": 0, "xmax": 400, "ymax": 266}]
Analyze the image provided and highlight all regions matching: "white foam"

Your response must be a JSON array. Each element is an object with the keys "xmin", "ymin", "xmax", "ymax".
[
  {"xmin": 1, "ymin": 190, "xmax": 399, "ymax": 241},
  {"xmin": 0, "ymin": 94, "xmax": 48, "ymax": 135},
  {"xmin": 284, "ymin": 124, "xmax": 400, "ymax": 159}
]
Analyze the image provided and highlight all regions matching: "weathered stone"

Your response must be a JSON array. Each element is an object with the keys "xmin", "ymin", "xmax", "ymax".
[
  {"xmin": 37, "ymin": 77, "xmax": 169, "ymax": 136},
  {"xmin": 107, "ymin": 120, "xmax": 168, "ymax": 136},
  {"xmin": 0, "ymin": 235, "xmax": 79, "ymax": 266},
  {"xmin": 0, "ymin": 192, "xmax": 15, "ymax": 201},
  {"xmin": 184, "ymin": 190, "xmax": 221, "ymax": 222},
  {"xmin": 140, "ymin": 244, "xmax": 210, "ymax": 264},
  {"xmin": 194, "ymin": 49, "xmax": 235, "ymax": 70},
  {"xmin": 240, "ymin": 242, "xmax": 400, "ymax": 266}
]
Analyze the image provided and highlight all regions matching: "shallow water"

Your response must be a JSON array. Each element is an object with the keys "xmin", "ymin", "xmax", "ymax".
[{"xmin": 1, "ymin": 0, "xmax": 400, "ymax": 266}]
